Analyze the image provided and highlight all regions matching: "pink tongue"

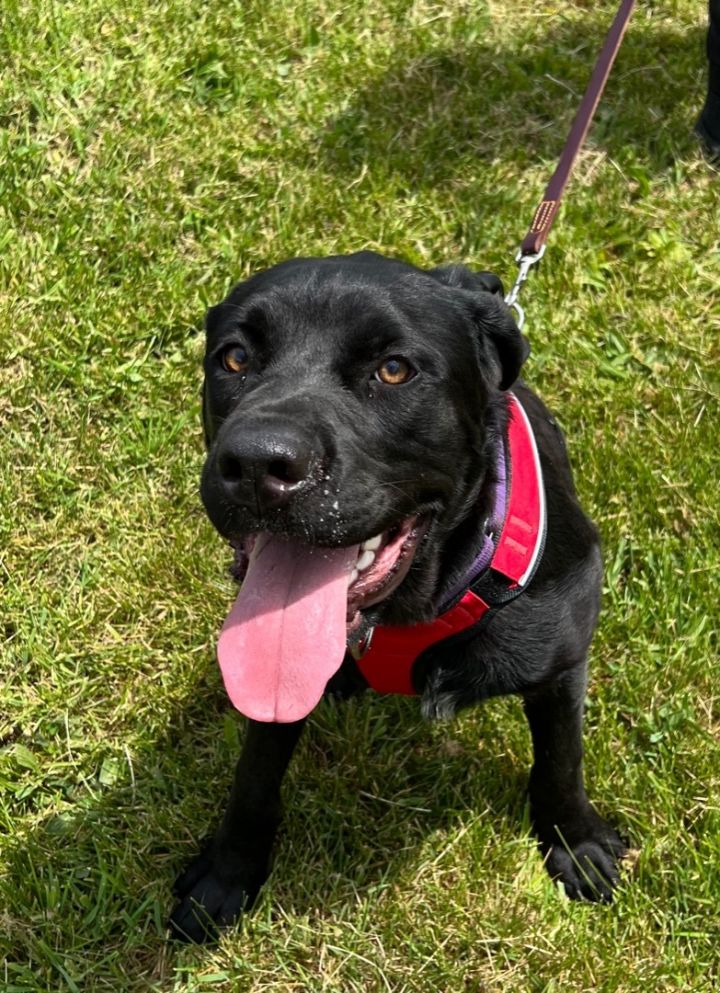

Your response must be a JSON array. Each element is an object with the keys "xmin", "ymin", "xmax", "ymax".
[{"xmin": 217, "ymin": 533, "xmax": 358, "ymax": 723}]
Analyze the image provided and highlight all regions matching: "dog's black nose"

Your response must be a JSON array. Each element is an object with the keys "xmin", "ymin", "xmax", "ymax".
[{"xmin": 216, "ymin": 429, "xmax": 316, "ymax": 510}]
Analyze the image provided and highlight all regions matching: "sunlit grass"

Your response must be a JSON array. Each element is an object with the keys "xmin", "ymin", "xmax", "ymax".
[{"xmin": 1, "ymin": 1, "xmax": 718, "ymax": 990}]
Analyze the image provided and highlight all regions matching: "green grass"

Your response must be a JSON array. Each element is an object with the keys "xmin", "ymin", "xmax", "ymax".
[{"xmin": 1, "ymin": 0, "xmax": 719, "ymax": 989}]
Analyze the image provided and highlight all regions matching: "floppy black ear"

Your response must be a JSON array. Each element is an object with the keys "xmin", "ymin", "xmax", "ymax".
[
  {"xmin": 473, "ymin": 293, "xmax": 530, "ymax": 390},
  {"xmin": 428, "ymin": 264, "xmax": 530, "ymax": 390},
  {"xmin": 429, "ymin": 264, "xmax": 505, "ymax": 297},
  {"xmin": 204, "ymin": 300, "xmax": 227, "ymax": 334},
  {"xmin": 201, "ymin": 301, "xmax": 229, "ymax": 448},
  {"xmin": 201, "ymin": 379, "xmax": 213, "ymax": 448}
]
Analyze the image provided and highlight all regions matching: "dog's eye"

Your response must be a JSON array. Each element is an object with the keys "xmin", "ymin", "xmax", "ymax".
[
  {"xmin": 375, "ymin": 357, "xmax": 414, "ymax": 385},
  {"xmin": 221, "ymin": 345, "xmax": 250, "ymax": 375}
]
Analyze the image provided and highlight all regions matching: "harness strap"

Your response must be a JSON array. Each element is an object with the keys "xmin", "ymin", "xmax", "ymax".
[
  {"xmin": 354, "ymin": 393, "xmax": 546, "ymax": 696},
  {"xmin": 355, "ymin": 591, "xmax": 490, "ymax": 696},
  {"xmin": 490, "ymin": 391, "xmax": 545, "ymax": 586}
]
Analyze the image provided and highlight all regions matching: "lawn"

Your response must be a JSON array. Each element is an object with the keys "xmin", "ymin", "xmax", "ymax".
[{"xmin": 1, "ymin": 0, "xmax": 718, "ymax": 990}]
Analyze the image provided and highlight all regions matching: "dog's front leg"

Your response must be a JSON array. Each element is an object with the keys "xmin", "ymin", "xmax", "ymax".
[
  {"xmin": 523, "ymin": 667, "xmax": 626, "ymax": 901},
  {"xmin": 170, "ymin": 718, "xmax": 305, "ymax": 942}
]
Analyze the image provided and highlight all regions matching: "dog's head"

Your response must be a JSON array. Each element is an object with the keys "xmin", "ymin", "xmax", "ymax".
[{"xmin": 200, "ymin": 252, "xmax": 528, "ymax": 721}]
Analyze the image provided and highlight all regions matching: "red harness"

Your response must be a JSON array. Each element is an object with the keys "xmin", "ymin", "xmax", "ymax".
[{"xmin": 353, "ymin": 393, "xmax": 546, "ymax": 695}]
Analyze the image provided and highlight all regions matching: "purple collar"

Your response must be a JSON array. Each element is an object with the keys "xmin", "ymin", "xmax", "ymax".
[{"xmin": 438, "ymin": 436, "xmax": 507, "ymax": 610}]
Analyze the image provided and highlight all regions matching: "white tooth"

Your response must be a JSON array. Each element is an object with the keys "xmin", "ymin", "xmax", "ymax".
[
  {"xmin": 356, "ymin": 549, "xmax": 375, "ymax": 571},
  {"xmin": 349, "ymin": 568, "xmax": 359, "ymax": 585},
  {"xmin": 362, "ymin": 534, "xmax": 382, "ymax": 552}
]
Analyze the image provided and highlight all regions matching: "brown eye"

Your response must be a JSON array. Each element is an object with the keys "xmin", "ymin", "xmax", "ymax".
[
  {"xmin": 221, "ymin": 345, "xmax": 249, "ymax": 374},
  {"xmin": 375, "ymin": 357, "xmax": 414, "ymax": 385}
]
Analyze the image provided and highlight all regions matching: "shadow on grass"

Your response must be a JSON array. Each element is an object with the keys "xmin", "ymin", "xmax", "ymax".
[
  {"xmin": 300, "ymin": 17, "xmax": 706, "ymax": 185},
  {"xmin": 268, "ymin": 691, "xmax": 531, "ymax": 916},
  {"xmin": 1, "ymin": 676, "xmax": 531, "ymax": 984}
]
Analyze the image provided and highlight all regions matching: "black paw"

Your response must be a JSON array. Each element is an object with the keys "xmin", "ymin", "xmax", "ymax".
[
  {"xmin": 169, "ymin": 844, "xmax": 265, "ymax": 943},
  {"xmin": 696, "ymin": 94, "xmax": 720, "ymax": 162},
  {"xmin": 540, "ymin": 815, "xmax": 627, "ymax": 903}
]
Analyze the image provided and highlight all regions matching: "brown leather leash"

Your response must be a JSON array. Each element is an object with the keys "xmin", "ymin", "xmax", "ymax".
[{"xmin": 505, "ymin": 0, "xmax": 637, "ymax": 328}]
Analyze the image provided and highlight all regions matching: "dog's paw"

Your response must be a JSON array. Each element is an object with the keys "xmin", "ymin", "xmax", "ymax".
[
  {"xmin": 539, "ymin": 814, "xmax": 627, "ymax": 903},
  {"xmin": 168, "ymin": 845, "xmax": 265, "ymax": 943}
]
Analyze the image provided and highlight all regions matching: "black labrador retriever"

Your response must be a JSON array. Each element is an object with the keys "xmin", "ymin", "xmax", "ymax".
[{"xmin": 170, "ymin": 251, "xmax": 626, "ymax": 942}]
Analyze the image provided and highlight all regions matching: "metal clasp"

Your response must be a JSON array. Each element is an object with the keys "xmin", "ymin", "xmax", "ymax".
[
  {"xmin": 504, "ymin": 246, "xmax": 545, "ymax": 330},
  {"xmin": 348, "ymin": 626, "xmax": 374, "ymax": 660}
]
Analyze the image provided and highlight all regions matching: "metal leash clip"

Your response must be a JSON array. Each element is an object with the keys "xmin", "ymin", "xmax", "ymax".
[{"xmin": 504, "ymin": 246, "xmax": 545, "ymax": 330}]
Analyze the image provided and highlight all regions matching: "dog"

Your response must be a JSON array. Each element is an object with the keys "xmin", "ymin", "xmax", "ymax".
[{"xmin": 169, "ymin": 251, "xmax": 626, "ymax": 942}]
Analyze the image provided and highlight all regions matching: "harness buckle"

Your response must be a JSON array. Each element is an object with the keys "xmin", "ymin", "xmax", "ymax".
[
  {"xmin": 348, "ymin": 625, "xmax": 375, "ymax": 660},
  {"xmin": 504, "ymin": 246, "xmax": 545, "ymax": 330}
]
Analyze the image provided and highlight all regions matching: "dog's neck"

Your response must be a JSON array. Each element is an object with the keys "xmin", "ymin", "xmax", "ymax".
[
  {"xmin": 427, "ymin": 391, "xmax": 510, "ymax": 617},
  {"xmin": 436, "ymin": 435, "xmax": 507, "ymax": 612}
]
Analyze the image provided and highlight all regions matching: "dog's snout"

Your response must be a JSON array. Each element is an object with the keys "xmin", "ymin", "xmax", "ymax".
[{"xmin": 216, "ymin": 428, "xmax": 316, "ymax": 510}]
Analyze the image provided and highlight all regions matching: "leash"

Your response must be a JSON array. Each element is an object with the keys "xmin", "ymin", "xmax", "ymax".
[{"xmin": 504, "ymin": 0, "xmax": 637, "ymax": 328}]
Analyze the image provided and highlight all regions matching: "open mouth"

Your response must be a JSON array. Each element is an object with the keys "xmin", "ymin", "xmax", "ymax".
[
  {"xmin": 232, "ymin": 514, "xmax": 426, "ymax": 630},
  {"xmin": 219, "ymin": 515, "xmax": 428, "ymax": 723},
  {"xmin": 345, "ymin": 514, "xmax": 426, "ymax": 629}
]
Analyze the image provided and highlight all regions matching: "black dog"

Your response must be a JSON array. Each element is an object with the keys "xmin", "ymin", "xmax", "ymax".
[{"xmin": 170, "ymin": 251, "xmax": 625, "ymax": 942}]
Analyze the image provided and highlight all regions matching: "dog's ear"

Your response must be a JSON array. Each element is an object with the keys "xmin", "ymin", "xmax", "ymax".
[
  {"xmin": 201, "ymin": 302, "xmax": 227, "ymax": 447},
  {"xmin": 201, "ymin": 379, "xmax": 213, "ymax": 448},
  {"xmin": 428, "ymin": 264, "xmax": 530, "ymax": 390},
  {"xmin": 474, "ymin": 295, "xmax": 530, "ymax": 390},
  {"xmin": 429, "ymin": 264, "xmax": 505, "ymax": 297},
  {"xmin": 204, "ymin": 301, "xmax": 226, "ymax": 334}
]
